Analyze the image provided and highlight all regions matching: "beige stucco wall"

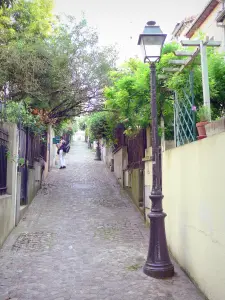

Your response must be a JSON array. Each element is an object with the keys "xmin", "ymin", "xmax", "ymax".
[
  {"xmin": 113, "ymin": 148, "xmax": 123, "ymax": 185},
  {"xmin": 27, "ymin": 163, "xmax": 42, "ymax": 205},
  {"xmin": 162, "ymin": 132, "xmax": 225, "ymax": 300},
  {"xmin": 0, "ymin": 123, "xmax": 18, "ymax": 247},
  {"xmin": 0, "ymin": 194, "xmax": 13, "ymax": 247},
  {"xmin": 113, "ymin": 147, "xmax": 128, "ymax": 186},
  {"xmin": 124, "ymin": 168, "xmax": 144, "ymax": 209},
  {"xmin": 102, "ymin": 145, "xmax": 113, "ymax": 168}
]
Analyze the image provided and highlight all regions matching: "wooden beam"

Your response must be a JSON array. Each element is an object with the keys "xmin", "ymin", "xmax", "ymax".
[
  {"xmin": 206, "ymin": 41, "xmax": 221, "ymax": 47},
  {"xmin": 169, "ymin": 60, "xmax": 188, "ymax": 65},
  {"xmin": 178, "ymin": 48, "xmax": 200, "ymax": 72},
  {"xmin": 175, "ymin": 51, "xmax": 196, "ymax": 56},
  {"xmin": 181, "ymin": 40, "xmax": 201, "ymax": 46},
  {"xmin": 163, "ymin": 68, "xmax": 180, "ymax": 72},
  {"xmin": 158, "ymin": 75, "xmax": 168, "ymax": 79},
  {"xmin": 181, "ymin": 40, "xmax": 221, "ymax": 47}
]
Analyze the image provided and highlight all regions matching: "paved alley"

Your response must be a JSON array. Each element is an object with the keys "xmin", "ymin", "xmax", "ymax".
[{"xmin": 0, "ymin": 141, "xmax": 204, "ymax": 300}]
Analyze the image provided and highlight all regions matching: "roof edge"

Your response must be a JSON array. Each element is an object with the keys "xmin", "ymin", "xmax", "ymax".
[{"xmin": 185, "ymin": 0, "xmax": 220, "ymax": 38}]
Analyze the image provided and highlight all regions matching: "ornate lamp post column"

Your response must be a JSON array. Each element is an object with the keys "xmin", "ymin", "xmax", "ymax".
[
  {"xmin": 138, "ymin": 21, "xmax": 174, "ymax": 279},
  {"xmin": 94, "ymin": 140, "xmax": 101, "ymax": 161}
]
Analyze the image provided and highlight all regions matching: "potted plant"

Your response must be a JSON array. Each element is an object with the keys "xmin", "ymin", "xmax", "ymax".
[
  {"xmin": 31, "ymin": 108, "xmax": 39, "ymax": 115},
  {"xmin": 196, "ymin": 105, "xmax": 211, "ymax": 138}
]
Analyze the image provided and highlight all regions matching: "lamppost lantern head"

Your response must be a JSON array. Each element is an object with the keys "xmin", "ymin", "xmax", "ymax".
[{"xmin": 138, "ymin": 21, "xmax": 167, "ymax": 63}]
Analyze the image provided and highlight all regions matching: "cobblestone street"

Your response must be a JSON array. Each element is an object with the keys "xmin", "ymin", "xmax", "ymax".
[{"xmin": 0, "ymin": 141, "xmax": 204, "ymax": 300}]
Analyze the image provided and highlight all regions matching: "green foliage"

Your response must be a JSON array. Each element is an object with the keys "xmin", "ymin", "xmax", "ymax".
[
  {"xmin": 207, "ymin": 51, "xmax": 225, "ymax": 115},
  {"xmin": 166, "ymin": 49, "xmax": 225, "ymax": 119},
  {"xmin": 87, "ymin": 111, "xmax": 116, "ymax": 143},
  {"xmin": 6, "ymin": 150, "xmax": 26, "ymax": 167},
  {"xmin": 197, "ymin": 105, "xmax": 211, "ymax": 122},
  {"xmin": 0, "ymin": 0, "xmax": 118, "ymax": 124},
  {"xmin": 0, "ymin": 0, "xmax": 54, "ymax": 42},
  {"xmin": 77, "ymin": 116, "xmax": 88, "ymax": 131},
  {"xmin": 85, "ymin": 39, "xmax": 225, "ymax": 143},
  {"xmin": 103, "ymin": 40, "xmax": 225, "ymax": 140},
  {"xmin": 0, "ymin": 0, "xmax": 14, "ymax": 8},
  {"xmin": 104, "ymin": 51, "xmax": 176, "ymax": 138},
  {"xmin": 161, "ymin": 41, "xmax": 180, "ymax": 55},
  {"xmin": 3, "ymin": 101, "xmax": 46, "ymax": 134},
  {"xmin": 54, "ymin": 119, "xmax": 74, "ymax": 136},
  {"xmin": 104, "ymin": 59, "xmax": 150, "ymax": 134}
]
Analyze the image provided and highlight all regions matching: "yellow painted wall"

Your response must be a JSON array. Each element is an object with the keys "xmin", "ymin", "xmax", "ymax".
[
  {"xmin": 113, "ymin": 147, "xmax": 128, "ymax": 186},
  {"xmin": 130, "ymin": 168, "xmax": 143, "ymax": 208},
  {"xmin": 114, "ymin": 148, "xmax": 123, "ymax": 186},
  {"xmin": 162, "ymin": 132, "xmax": 225, "ymax": 300},
  {"xmin": 0, "ymin": 195, "xmax": 14, "ymax": 247}
]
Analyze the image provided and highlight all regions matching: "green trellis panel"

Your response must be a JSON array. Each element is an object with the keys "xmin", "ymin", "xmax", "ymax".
[{"xmin": 174, "ymin": 71, "xmax": 196, "ymax": 147}]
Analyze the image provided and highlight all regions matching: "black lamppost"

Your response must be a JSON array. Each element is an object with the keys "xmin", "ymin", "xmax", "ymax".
[
  {"xmin": 94, "ymin": 140, "xmax": 101, "ymax": 161},
  {"xmin": 138, "ymin": 21, "xmax": 174, "ymax": 279}
]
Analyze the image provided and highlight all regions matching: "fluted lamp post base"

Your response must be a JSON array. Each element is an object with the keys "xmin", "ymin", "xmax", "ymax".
[
  {"xmin": 143, "ymin": 263, "xmax": 174, "ymax": 279},
  {"xmin": 143, "ymin": 195, "xmax": 174, "ymax": 279}
]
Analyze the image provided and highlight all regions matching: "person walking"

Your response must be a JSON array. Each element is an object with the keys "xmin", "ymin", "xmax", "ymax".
[{"xmin": 57, "ymin": 136, "xmax": 66, "ymax": 169}]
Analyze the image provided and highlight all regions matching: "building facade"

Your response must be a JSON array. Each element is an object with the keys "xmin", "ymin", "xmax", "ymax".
[{"xmin": 186, "ymin": 0, "xmax": 225, "ymax": 51}]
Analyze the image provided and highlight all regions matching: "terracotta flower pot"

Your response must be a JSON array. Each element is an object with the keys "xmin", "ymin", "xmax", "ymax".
[
  {"xmin": 32, "ymin": 108, "xmax": 39, "ymax": 115},
  {"xmin": 196, "ymin": 121, "xmax": 209, "ymax": 137}
]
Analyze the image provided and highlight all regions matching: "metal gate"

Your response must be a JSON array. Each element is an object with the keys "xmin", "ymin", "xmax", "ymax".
[
  {"xmin": 18, "ymin": 127, "xmax": 28, "ymax": 205},
  {"xmin": 0, "ymin": 127, "xmax": 8, "ymax": 195},
  {"xmin": 126, "ymin": 129, "xmax": 147, "ymax": 169},
  {"xmin": 174, "ymin": 71, "xmax": 197, "ymax": 147}
]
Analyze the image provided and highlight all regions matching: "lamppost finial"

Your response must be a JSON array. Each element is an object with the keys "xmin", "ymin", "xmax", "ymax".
[{"xmin": 147, "ymin": 21, "xmax": 156, "ymax": 26}]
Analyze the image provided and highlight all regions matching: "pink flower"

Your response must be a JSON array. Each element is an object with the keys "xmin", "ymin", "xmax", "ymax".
[{"xmin": 192, "ymin": 106, "xmax": 197, "ymax": 111}]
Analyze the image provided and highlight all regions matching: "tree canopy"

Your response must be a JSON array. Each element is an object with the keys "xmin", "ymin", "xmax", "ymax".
[
  {"xmin": 0, "ymin": 0, "xmax": 118, "ymax": 127},
  {"xmin": 0, "ymin": 0, "xmax": 14, "ymax": 8}
]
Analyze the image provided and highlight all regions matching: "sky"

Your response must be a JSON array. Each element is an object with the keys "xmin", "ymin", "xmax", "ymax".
[{"xmin": 54, "ymin": 0, "xmax": 208, "ymax": 63}]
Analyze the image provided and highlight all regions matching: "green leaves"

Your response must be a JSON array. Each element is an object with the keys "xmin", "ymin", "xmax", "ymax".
[
  {"xmin": 103, "ymin": 44, "xmax": 180, "ymax": 138},
  {"xmin": 0, "ymin": 0, "xmax": 54, "ymax": 42},
  {"xmin": 0, "ymin": 0, "xmax": 14, "ymax": 8},
  {"xmin": 104, "ymin": 59, "xmax": 150, "ymax": 133},
  {"xmin": 87, "ymin": 111, "xmax": 115, "ymax": 143},
  {"xmin": 0, "ymin": 1, "xmax": 118, "ymax": 125},
  {"xmin": 3, "ymin": 101, "xmax": 47, "ymax": 135}
]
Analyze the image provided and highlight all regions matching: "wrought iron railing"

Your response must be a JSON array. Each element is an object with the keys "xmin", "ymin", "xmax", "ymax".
[
  {"xmin": 18, "ymin": 127, "xmax": 47, "ymax": 169},
  {"xmin": 0, "ymin": 127, "xmax": 8, "ymax": 195},
  {"xmin": 112, "ymin": 124, "xmax": 146, "ymax": 169},
  {"xmin": 32, "ymin": 134, "xmax": 47, "ymax": 162}
]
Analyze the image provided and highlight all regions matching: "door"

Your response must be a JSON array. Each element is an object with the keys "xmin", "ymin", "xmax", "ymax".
[{"xmin": 18, "ymin": 127, "xmax": 28, "ymax": 205}]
